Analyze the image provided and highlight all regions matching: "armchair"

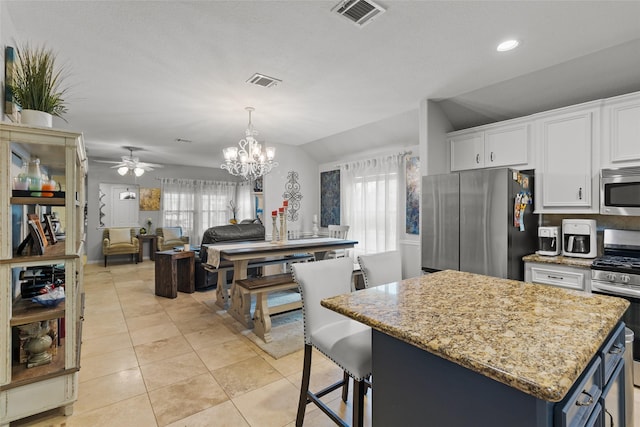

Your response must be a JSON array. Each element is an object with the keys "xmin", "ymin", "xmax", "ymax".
[
  {"xmin": 156, "ymin": 226, "xmax": 190, "ymax": 251},
  {"xmin": 103, "ymin": 228, "xmax": 140, "ymax": 267}
]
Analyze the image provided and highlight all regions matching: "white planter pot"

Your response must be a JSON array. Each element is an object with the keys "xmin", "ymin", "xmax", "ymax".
[{"xmin": 21, "ymin": 109, "xmax": 53, "ymax": 128}]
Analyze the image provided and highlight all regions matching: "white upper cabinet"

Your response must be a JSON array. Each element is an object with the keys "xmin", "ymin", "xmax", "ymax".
[
  {"xmin": 450, "ymin": 131, "xmax": 484, "ymax": 170},
  {"xmin": 602, "ymin": 91, "xmax": 640, "ymax": 167},
  {"xmin": 534, "ymin": 103, "xmax": 601, "ymax": 213},
  {"xmin": 484, "ymin": 122, "xmax": 529, "ymax": 168},
  {"xmin": 449, "ymin": 121, "xmax": 530, "ymax": 171}
]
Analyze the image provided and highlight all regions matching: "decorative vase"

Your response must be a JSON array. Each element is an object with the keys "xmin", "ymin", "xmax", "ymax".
[
  {"xmin": 21, "ymin": 109, "xmax": 53, "ymax": 128},
  {"xmin": 312, "ymin": 215, "xmax": 319, "ymax": 237}
]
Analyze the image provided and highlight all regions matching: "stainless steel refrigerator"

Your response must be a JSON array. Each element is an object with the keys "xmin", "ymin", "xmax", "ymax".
[{"xmin": 421, "ymin": 168, "xmax": 538, "ymax": 280}]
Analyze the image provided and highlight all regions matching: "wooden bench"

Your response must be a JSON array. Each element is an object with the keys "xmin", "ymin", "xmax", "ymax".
[
  {"xmin": 234, "ymin": 273, "xmax": 301, "ymax": 343},
  {"xmin": 202, "ymin": 253, "xmax": 313, "ymax": 308}
]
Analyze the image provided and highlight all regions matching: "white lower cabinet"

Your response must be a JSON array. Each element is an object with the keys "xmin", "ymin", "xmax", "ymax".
[{"xmin": 525, "ymin": 262, "xmax": 590, "ymax": 292}]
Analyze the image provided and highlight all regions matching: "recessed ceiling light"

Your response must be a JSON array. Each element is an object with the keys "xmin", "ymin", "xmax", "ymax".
[{"xmin": 497, "ymin": 39, "xmax": 520, "ymax": 52}]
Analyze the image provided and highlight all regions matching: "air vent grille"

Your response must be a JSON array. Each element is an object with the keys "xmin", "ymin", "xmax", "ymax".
[
  {"xmin": 333, "ymin": 0, "xmax": 385, "ymax": 27},
  {"xmin": 246, "ymin": 73, "xmax": 282, "ymax": 88}
]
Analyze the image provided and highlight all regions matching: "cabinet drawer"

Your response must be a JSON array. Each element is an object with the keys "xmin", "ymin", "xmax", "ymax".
[
  {"xmin": 530, "ymin": 266, "xmax": 586, "ymax": 291},
  {"xmin": 600, "ymin": 322, "xmax": 625, "ymax": 384},
  {"xmin": 556, "ymin": 357, "xmax": 602, "ymax": 427}
]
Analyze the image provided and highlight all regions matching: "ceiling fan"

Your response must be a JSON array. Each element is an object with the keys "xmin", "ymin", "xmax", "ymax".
[{"xmin": 95, "ymin": 146, "xmax": 163, "ymax": 177}]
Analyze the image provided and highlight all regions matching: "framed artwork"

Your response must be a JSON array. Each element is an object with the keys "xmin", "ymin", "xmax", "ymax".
[
  {"xmin": 320, "ymin": 170, "xmax": 340, "ymax": 227},
  {"xmin": 405, "ymin": 156, "xmax": 420, "ymax": 235},
  {"xmin": 43, "ymin": 213, "xmax": 57, "ymax": 244},
  {"xmin": 28, "ymin": 220, "xmax": 46, "ymax": 255},
  {"xmin": 4, "ymin": 46, "xmax": 17, "ymax": 118},
  {"xmin": 27, "ymin": 214, "xmax": 48, "ymax": 248},
  {"xmin": 139, "ymin": 187, "xmax": 161, "ymax": 211}
]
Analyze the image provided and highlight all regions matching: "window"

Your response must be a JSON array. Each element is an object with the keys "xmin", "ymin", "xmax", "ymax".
[
  {"xmin": 341, "ymin": 154, "xmax": 402, "ymax": 258},
  {"xmin": 160, "ymin": 179, "xmax": 251, "ymax": 245}
]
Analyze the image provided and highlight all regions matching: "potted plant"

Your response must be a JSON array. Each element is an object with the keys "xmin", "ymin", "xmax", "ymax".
[{"xmin": 11, "ymin": 43, "xmax": 69, "ymax": 127}]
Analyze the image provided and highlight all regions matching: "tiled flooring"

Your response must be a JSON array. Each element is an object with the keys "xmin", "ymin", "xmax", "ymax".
[
  {"xmin": 11, "ymin": 261, "xmax": 640, "ymax": 426},
  {"xmin": 13, "ymin": 261, "xmax": 369, "ymax": 427}
]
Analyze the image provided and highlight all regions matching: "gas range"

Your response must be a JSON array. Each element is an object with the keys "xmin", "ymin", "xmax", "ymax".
[
  {"xmin": 591, "ymin": 229, "xmax": 640, "ymax": 296},
  {"xmin": 591, "ymin": 229, "xmax": 640, "ymax": 387}
]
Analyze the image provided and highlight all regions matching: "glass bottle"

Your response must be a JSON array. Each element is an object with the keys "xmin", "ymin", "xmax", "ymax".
[{"xmin": 27, "ymin": 157, "xmax": 43, "ymax": 191}]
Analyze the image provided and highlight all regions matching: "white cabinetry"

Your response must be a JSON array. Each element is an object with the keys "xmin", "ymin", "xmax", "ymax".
[
  {"xmin": 535, "ymin": 103, "xmax": 600, "ymax": 213},
  {"xmin": 0, "ymin": 123, "xmax": 86, "ymax": 425},
  {"xmin": 602, "ymin": 91, "xmax": 640, "ymax": 167},
  {"xmin": 524, "ymin": 262, "xmax": 590, "ymax": 292},
  {"xmin": 450, "ymin": 121, "xmax": 530, "ymax": 172}
]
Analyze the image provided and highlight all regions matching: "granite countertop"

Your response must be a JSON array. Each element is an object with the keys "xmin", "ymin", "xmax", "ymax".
[
  {"xmin": 522, "ymin": 253, "xmax": 595, "ymax": 268},
  {"xmin": 321, "ymin": 270, "xmax": 628, "ymax": 402}
]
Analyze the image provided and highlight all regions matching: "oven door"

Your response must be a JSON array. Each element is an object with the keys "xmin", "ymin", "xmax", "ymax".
[{"xmin": 591, "ymin": 280, "xmax": 640, "ymax": 387}]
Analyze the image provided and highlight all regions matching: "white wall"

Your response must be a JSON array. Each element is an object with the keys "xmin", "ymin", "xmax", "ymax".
[{"xmin": 263, "ymin": 143, "xmax": 319, "ymax": 238}]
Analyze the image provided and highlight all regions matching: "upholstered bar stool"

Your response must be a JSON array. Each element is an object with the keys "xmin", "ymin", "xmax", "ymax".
[
  {"xmin": 291, "ymin": 257, "xmax": 371, "ymax": 427},
  {"xmin": 357, "ymin": 250, "xmax": 402, "ymax": 288}
]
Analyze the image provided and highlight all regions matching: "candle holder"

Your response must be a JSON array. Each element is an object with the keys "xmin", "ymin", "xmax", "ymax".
[
  {"xmin": 271, "ymin": 215, "xmax": 279, "ymax": 243},
  {"xmin": 312, "ymin": 215, "xmax": 319, "ymax": 237}
]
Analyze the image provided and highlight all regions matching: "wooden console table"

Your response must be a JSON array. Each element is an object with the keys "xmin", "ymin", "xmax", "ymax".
[
  {"xmin": 155, "ymin": 250, "xmax": 195, "ymax": 298},
  {"xmin": 137, "ymin": 234, "xmax": 157, "ymax": 262}
]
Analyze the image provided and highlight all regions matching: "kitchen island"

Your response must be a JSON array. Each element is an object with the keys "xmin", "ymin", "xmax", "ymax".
[{"xmin": 321, "ymin": 270, "xmax": 629, "ymax": 426}]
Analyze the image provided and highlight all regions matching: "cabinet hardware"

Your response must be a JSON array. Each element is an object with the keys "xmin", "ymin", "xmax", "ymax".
[
  {"xmin": 490, "ymin": 152, "xmax": 494, "ymax": 162},
  {"xmin": 575, "ymin": 390, "xmax": 594, "ymax": 406},
  {"xmin": 475, "ymin": 154, "xmax": 480, "ymax": 164},
  {"xmin": 547, "ymin": 275, "xmax": 564, "ymax": 280},
  {"xmin": 578, "ymin": 187, "xmax": 583, "ymax": 200},
  {"xmin": 608, "ymin": 343, "xmax": 624, "ymax": 354}
]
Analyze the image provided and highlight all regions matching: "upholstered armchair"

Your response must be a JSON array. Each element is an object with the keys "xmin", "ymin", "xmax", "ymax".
[
  {"xmin": 156, "ymin": 226, "xmax": 189, "ymax": 251},
  {"xmin": 102, "ymin": 228, "xmax": 140, "ymax": 267}
]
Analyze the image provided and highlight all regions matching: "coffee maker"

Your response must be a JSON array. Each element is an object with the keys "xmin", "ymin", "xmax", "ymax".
[
  {"xmin": 537, "ymin": 226, "xmax": 561, "ymax": 256},
  {"xmin": 562, "ymin": 219, "xmax": 597, "ymax": 258}
]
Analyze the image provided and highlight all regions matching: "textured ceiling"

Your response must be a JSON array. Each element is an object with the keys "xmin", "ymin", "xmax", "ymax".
[{"xmin": 2, "ymin": 1, "xmax": 640, "ymax": 167}]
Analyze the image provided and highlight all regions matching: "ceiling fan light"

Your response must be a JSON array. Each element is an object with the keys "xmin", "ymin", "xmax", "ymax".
[
  {"xmin": 134, "ymin": 167, "xmax": 145, "ymax": 177},
  {"xmin": 117, "ymin": 166, "xmax": 129, "ymax": 176}
]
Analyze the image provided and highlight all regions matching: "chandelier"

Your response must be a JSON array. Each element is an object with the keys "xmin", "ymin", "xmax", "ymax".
[{"xmin": 221, "ymin": 107, "xmax": 277, "ymax": 181}]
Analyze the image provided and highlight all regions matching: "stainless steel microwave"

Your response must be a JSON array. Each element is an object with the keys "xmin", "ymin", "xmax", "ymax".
[{"xmin": 601, "ymin": 167, "xmax": 640, "ymax": 215}]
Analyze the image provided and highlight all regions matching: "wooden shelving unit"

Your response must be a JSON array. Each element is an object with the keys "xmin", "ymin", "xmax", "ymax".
[{"xmin": 0, "ymin": 123, "xmax": 87, "ymax": 425}]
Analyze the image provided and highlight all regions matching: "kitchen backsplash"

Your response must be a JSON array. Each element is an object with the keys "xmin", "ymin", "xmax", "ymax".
[{"xmin": 540, "ymin": 214, "xmax": 640, "ymax": 256}]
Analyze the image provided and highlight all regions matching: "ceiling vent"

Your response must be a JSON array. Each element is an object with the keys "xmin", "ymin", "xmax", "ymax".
[
  {"xmin": 246, "ymin": 73, "xmax": 282, "ymax": 88},
  {"xmin": 332, "ymin": 0, "xmax": 386, "ymax": 27}
]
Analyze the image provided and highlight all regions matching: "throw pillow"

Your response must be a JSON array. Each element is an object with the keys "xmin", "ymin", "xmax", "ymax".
[
  {"xmin": 109, "ymin": 228, "xmax": 131, "ymax": 244},
  {"xmin": 163, "ymin": 227, "xmax": 181, "ymax": 241}
]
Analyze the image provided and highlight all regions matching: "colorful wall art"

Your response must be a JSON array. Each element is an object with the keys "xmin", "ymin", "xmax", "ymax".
[{"xmin": 405, "ymin": 156, "xmax": 420, "ymax": 235}]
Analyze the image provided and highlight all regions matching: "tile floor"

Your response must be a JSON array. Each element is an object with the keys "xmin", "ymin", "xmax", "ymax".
[
  {"xmin": 11, "ymin": 261, "xmax": 640, "ymax": 426},
  {"xmin": 13, "ymin": 261, "xmax": 369, "ymax": 427}
]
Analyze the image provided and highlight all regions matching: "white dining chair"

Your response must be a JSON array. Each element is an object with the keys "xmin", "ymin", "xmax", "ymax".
[
  {"xmin": 291, "ymin": 257, "xmax": 371, "ymax": 427},
  {"xmin": 326, "ymin": 224, "xmax": 350, "ymax": 259},
  {"xmin": 358, "ymin": 250, "xmax": 403, "ymax": 288}
]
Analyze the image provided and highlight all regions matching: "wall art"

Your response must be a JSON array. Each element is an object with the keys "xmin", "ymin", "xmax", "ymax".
[
  {"xmin": 283, "ymin": 171, "xmax": 302, "ymax": 222},
  {"xmin": 139, "ymin": 187, "xmax": 161, "ymax": 211},
  {"xmin": 405, "ymin": 156, "xmax": 420, "ymax": 235},
  {"xmin": 320, "ymin": 170, "xmax": 340, "ymax": 227}
]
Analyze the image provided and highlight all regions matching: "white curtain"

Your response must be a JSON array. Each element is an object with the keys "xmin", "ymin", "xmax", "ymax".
[
  {"xmin": 160, "ymin": 178, "xmax": 251, "ymax": 245},
  {"xmin": 341, "ymin": 154, "xmax": 403, "ymax": 259}
]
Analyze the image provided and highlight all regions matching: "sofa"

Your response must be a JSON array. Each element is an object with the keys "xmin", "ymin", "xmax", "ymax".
[{"xmin": 195, "ymin": 222, "xmax": 265, "ymax": 290}]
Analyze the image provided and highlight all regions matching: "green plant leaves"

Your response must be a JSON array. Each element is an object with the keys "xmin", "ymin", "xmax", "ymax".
[{"xmin": 11, "ymin": 43, "xmax": 69, "ymax": 118}]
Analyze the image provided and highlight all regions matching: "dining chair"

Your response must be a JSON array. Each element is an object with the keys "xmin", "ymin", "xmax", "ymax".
[
  {"xmin": 326, "ymin": 224, "xmax": 350, "ymax": 259},
  {"xmin": 358, "ymin": 250, "xmax": 403, "ymax": 288},
  {"xmin": 291, "ymin": 257, "xmax": 371, "ymax": 427}
]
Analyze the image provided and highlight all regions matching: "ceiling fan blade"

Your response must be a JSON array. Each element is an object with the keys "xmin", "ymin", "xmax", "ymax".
[{"xmin": 94, "ymin": 159, "xmax": 124, "ymax": 165}]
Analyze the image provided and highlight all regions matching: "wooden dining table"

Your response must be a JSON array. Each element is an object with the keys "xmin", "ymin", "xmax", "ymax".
[{"xmin": 204, "ymin": 237, "xmax": 358, "ymax": 328}]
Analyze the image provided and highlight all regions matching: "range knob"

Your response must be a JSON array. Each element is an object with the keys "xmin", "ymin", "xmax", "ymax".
[
  {"xmin": 620, "ymin": 275, "xmax": 631, "ymax": 283},
  {"xmin": 607, "ymin": 273, "xmax": 617, "ymax": 281}
]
